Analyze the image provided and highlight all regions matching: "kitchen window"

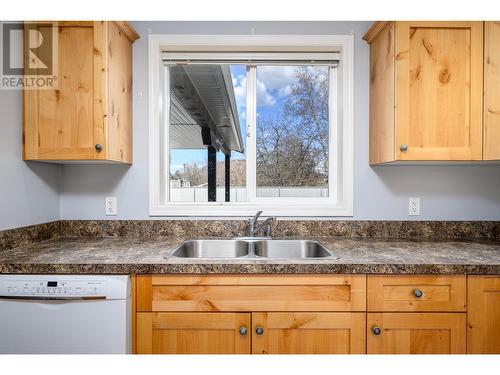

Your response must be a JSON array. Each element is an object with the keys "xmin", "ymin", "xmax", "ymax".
[{"xmin": 149, "ymin": 35, "xmax": 353, "ymax": 216}]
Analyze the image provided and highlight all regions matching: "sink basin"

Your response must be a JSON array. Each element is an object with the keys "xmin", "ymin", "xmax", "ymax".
[
  {"xmin": 253, "ymin": 240, "xmax": 332, "ymax": 258},
  {"xmin": 172, "ymin": 239, "xmax": 249, "ymax": 258},
  {"xmin": 171, "ymin": 239, "xmax": 332, "ymax": 259}
]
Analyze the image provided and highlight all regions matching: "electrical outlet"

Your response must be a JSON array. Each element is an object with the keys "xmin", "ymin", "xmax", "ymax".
[
  {"xmin": 105, "ymin": 197, "xmax": 117, "ymax": 216},
  {"xmin": 409, "ymin": 197, "xmax": 420, "ymax": 216}
]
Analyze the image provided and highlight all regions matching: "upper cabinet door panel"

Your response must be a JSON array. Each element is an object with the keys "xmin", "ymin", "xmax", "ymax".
[
  {"xmin": 484, "ymin": 22, "xmax": 500, "ymax": 160},
  {"xmin": 23, "ymin": 21, "xmax": 137, "ymax": 163},
  {"xmin": 37, "ymin": 25, "xmax": 97, "ymax": 159},
  {"xmin": 395, "ymin": 21, "xmax": 483, "ymax": 161}
]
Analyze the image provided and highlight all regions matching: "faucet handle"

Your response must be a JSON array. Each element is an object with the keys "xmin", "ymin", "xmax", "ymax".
[
  {"xmin": 265, "ymin": 224, "xmax": 272, "ymax": 238},
  {"xmin": 265, "ymin": 217, "xmax": 276, "ymax": 238},
  {"xmin": 253, "ymin": 210, "xmax": 263, "ymax": 220}
]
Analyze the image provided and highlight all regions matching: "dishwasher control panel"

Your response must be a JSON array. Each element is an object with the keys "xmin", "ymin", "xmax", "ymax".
[{"xmin": 0, "ymin": 279, "xmax": 107, "ymax": 298}]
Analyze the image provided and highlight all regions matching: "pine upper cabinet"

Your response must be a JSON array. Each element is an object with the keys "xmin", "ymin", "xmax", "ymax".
[
  {"xmin": 367, "ymin": 313, "xmax": 466, "ymax": 354},
  {"xmin": 23, "ymin": 21, "xmax": 138, "ymax": 163},
  {"xmin": 252, "ymin": 312, "xmax": 366, "ymax": 354},
  {"xmin": 364, "ymin": 21, "xmax": 484, "ymax": 164},
  {"xmin": 467, "ymin": 276, "xmax": 500, "ymax": 354},
  {"xmin": 136, "ymin": 312, "xmax": 251, "ymax": 354},
  {"xmin": 484, "ymin": 22, "xmax": 500, "ymax": 160}
]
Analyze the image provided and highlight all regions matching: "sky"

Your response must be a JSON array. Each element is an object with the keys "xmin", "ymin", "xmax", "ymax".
[{"xmin": 169, "ymin": 64, "xmax": 308, "ymax": 175}]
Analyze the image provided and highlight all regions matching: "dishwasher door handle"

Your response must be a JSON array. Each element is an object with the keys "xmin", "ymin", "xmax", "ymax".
[{"xmin": 0, "ymin": 296, "xmax": 106, "ymax": 301}]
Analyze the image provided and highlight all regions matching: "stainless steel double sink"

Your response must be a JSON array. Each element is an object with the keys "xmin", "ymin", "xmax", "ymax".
[{"xmin": 171, "ymin": 239, "xmax": 332, "ymax": 259}]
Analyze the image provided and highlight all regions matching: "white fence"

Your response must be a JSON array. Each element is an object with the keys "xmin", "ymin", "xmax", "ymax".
[{"xmin": 170, "ymin": 187, "xmax": 328, "ymax": 202}]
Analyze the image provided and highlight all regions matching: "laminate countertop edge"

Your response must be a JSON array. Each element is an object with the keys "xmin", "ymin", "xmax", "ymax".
[{"xmin": 0, "ymin": 263, "xmax": 499, "ymax": 275}]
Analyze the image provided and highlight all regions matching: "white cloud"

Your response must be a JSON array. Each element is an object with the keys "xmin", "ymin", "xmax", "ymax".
[
  {"xmin": 256, "ymin": 79, "xmax": 275, "ymax": 107},
  {"xmin": 232, "ymin": 74, "xmax": 247, "ymax": 110},
  {"xmin": 232, "ymin": 67, "xmax": 299, "ymax": 109},
  {"xmin": 256, "ymin": 66, "xmax": 296, "ymax": 97},
  {"xmin": 278, "ymin": 85, "xmax": 292, "ymax": 97},
  {"xmin": 232, "ymin": 74, "xmax": 275, "ymax": 108}
]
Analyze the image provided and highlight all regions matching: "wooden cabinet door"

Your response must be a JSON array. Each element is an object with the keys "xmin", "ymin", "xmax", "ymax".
[
  {"xmin": 484, "ymin": 22, "xmax": 500, "ymax": 160},
  {"xmin": 136, "ymin": 312, "xmax": 251, "ymax": 354},
  {"xmin": 24, "ymin": 21, "xmax": 107, "ymax": 160},
  {"xmin": 394, "ymin": 21, "xmax": 483, "ymax": 161},
  {"xmin": 467, "ymin": 276, "xmax": 500, "ymax": 354},
  {"xmin": 252, "ymin": 312, "xmax": 366, "ymax": 354},
  {"xmin": 367, "ymin": 313, "xmax": 466, "ymax": 354}
]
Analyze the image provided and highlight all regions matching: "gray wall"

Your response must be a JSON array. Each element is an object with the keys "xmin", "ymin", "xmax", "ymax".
[
  {"xmin": 59, "ymin": 21, "xmax": 500, "ymax": 220},
  {"xmin": 0, "ymin": 88, "xmax": 60, "ymax": 230},
  {"xmin": 3, "ymin": 21, "xmax": 500, "ymax": 227}
]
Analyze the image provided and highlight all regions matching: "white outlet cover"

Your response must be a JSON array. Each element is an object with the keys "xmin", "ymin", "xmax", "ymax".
[
  {"xmin": 105, "ymin": 197, "xmax": 117, "ymax": 216},
  {"xmin": 409, "ymin": 197, "xmax": 420, "ymax": 216}
]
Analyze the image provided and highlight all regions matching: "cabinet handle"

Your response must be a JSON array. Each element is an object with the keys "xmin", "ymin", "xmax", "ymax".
[
  {"xmin": 400, "ymin": 144, "xmax": 408, "ymax": 152},
  {"xmin": 95, "ymin": 144, "xmax": 103, "ymax": 153},
  {"xmin": 255, "ymin": 327, "xmax": 264, "ymax": 335},
  {"xmin": 372, "ymin": 326, "xmax": 381, "ymax": 335},
  {"xmin": 239, "ymin": 326, "xmax": 248, "ymax": 336},
  {"xmin": 413, "ymin": 288, "xmax": 423, "ymax": 298}
]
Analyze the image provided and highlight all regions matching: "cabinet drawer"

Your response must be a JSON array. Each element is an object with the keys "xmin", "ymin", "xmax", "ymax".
[
  {"xmin": 137, "ymin": 275, "xmax": 366, "ymax": 312},
  {"xmin": 367, "ymin": 275, "xmax": 466, "ymax": 312},
  {"xmin": 367, "ymin": 312, "xmax": 466, "ymax": 354}
]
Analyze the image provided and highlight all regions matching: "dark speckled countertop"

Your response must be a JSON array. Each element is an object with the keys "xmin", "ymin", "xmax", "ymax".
[{"xmin": 0, "ymin": 236, "xmax": 499, "ymax": 274}]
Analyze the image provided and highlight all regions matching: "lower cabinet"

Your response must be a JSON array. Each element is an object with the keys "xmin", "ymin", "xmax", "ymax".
[
  {"xmin": 367, "ymin": 313, "xmax": 466, "ymax": 354},
  {"xmin": 137, "ymin": 312, "xmax": 251, "ymax": 354},
  {"xmin": 467, "ymin": 276, "xmax": 500, "ymax": 354},
  {"xmin": 136, "ymin": 311, "xmax": 365, "ymax": 354},
  {"xmin": 133, "ymin": 274, "xmax": 499, "ymax": 354},
  {"xmin": 252, "ymin": 312, "xmax": 366, "ymax": 354}
]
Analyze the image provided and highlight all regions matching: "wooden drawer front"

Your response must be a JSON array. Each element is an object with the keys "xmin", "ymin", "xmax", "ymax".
[
  {"xmin": 367, "ymin": 313, "xmax": 466, "ymax": 354},
  {"xmin": 252, "ymin": 312, "xmax": 366, "ymax": 354},
  {"xmin": 467, "ymin": 276, "xmax": 500, "ymax": 354},
  {"xmin": 137, "ymin": 312, "xmax": 251, "ymax": 354},
  {"xmin": 367, "ymin": 275, "xmax": 466, "ymax": 312},
  {"xmin": 137, "ymin": 275, "xmax": 366, "ymax": 312}
]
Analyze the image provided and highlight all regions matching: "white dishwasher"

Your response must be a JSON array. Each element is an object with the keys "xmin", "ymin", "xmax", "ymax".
[{"xmin": 0, "ymin": 275, "xmax": 131, "ymax": 354}]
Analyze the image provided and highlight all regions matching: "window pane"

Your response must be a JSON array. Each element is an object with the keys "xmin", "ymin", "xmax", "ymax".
[
  {"xmin": 256, "ymin": 65, "xmax": 330, "ymax": 198},
  {"xmin": 168, "ymin": 64, "xmax": 247, "ymax": 202}
]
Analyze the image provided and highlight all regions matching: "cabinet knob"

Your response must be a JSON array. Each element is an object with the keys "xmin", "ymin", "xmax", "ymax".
[
  {"xmin": 255, "ymin": 327, "xmax": 264, "ymax": 335},
  {"xmin": 95, "ymin": 144, "xmax": 103, "ymax": 153},
  {"xmin": 239, "ymin": 326, "xmax": 248, "ymax": 336},
  {"xmin": 413, "ymin": 288, "xmax": 423, "ymax": 298},
  {"xmin": 372, "ymin": 326, "xmax": 381, "ymax": 335},
  {"xmin": 400, "ymin": 144, "xmax": 408, "ymax": 152}
]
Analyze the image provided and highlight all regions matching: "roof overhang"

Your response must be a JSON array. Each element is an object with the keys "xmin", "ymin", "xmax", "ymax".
[{"xmin": 167, "ymin": 64, "xmax": 244, "ymax": 155}]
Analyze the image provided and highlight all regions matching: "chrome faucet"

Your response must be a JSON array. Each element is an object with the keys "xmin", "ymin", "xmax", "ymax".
[
  {"xmin": 247, "ymin": 211, "xmax": 275, "ymax": 238},
  {"xmin": 247, "ymin": 211, "xmax": 263, "ymax": 235}
]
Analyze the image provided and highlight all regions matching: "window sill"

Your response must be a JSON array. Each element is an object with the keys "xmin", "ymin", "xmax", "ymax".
[{"xmin": 149, "ymin": 203, "xmax": 353, "ymax": 217}]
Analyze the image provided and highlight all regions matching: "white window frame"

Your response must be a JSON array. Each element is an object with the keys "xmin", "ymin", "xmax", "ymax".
[{"xmin": 149, "ymin": 34, "xmax": 354, "ymax": 217}]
